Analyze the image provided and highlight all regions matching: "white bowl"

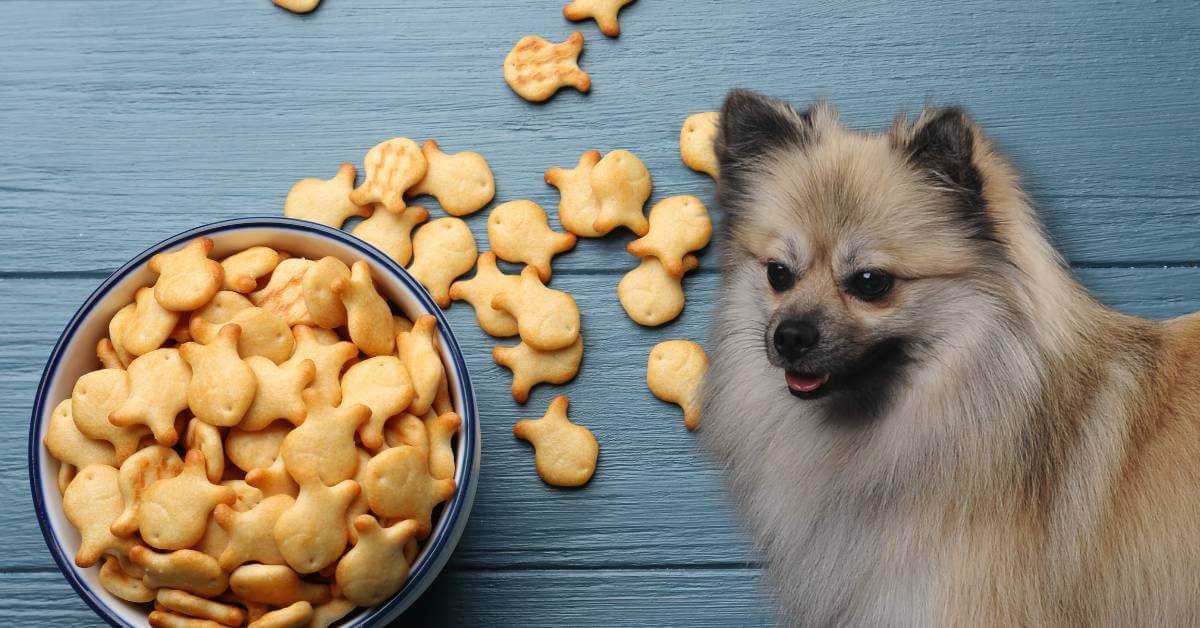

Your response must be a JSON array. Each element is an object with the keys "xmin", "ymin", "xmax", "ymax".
[{"xmin": 28, "ymin": 217, "xmax": 480, "ymax": 627}]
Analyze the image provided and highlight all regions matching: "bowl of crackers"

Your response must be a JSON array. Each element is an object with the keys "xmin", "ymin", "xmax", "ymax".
[{"xmin": 29, "ymin": 217, "xmax": 479, "ymax": 627}]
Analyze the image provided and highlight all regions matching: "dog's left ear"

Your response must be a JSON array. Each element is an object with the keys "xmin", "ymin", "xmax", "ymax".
[
  {"xmin": 900, "ymin": 108, "xmax": 985, "ymax": 209},
  {"xmin": 716, "ymin": 89, "xmax": 813, "ymax": 174}
]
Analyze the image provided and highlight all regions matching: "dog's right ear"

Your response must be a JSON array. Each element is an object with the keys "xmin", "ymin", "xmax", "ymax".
[{"xmin": 716, "ymin": 90, "xmax": 813, "ymax": 175}]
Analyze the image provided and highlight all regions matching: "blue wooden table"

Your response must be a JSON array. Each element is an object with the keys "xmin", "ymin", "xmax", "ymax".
[{"xmin": 2, "ymin": 1, "xmax": 1198, "ymax": 625}]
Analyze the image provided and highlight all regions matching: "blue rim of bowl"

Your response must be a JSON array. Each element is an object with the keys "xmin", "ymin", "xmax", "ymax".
[{"xmin": 27, "ymin": 217, "xmax": 478, "ymax": 628}]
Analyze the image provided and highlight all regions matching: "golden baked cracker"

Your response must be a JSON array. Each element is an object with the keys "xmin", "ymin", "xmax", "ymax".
[
  {"xmin": 591, "ymin": 149, "xmax": 652, "ymax": 236},
  {"xmin": 384, "ymin": 413, "xmax": 428, "ymax": 456},
  {"xmin": 647, "ymin": 340, "xmax": 707, "ymax": 430},
  {"xmin": 245, "ymin": 455, "xmax": 299, "ymax": 499},
  {"xmin": 194, "ymin": 306, "xmax": 294, "ymax": 364},
  {"xmin": 336, "ymin": 517, "xmax": 421, "ymax": 606},
  {"xmin": 185, "ymin": 418, "xmax": 224, "ymax": 483},
  {"xmin": 181, "ymin": 325, "xmax": 257, "ymax": 427},
  {"xmin": 448, "ymin": 252, "xmax": 520, "ymax": 337},
  {"xmin": 396, "ymin": 315, "xmax": 445, "ymax": 416},
  {"xmin": 250, "ymin": 258, "xmax": 315, "ymax": 327},
  {"xmin": 332, "ymin": 260, "xmax": 395, "ymax": 357},
  {"xmin": 99, "ymin": 556, "xmax": 156, "ymax": 603},
  {"xmin": 96, "ymin": 338, "xmax": 123, "ymax": 370},
  {"xmin": 282, "ymin": 325, "xmax": 358, "ymax": 404},
  {"xmin": 433, "ymin": 373, "xmax": 453, "ymax": 416},
  {"xmin": 513, "ymin": 396, "xmax": 598, "ymax": 487},
  {"xmin": 111, "ymin": 445, "xmax": 184, "ymax": 537},
  {"xmin": 627, "ymin": 195, "xmax": 712, "ymax": 277},
  {"xmin": 221, "ymin": 246, "xmax": 281, "ymax": 294},
  {"xmin": 344, "ymin": 449, "xmax": 373, "ymax": 543},
  {"xmin": 107, "ymin": 303, "xmax": 137, "ymax": 367},
  {"xmin": 362, "ymin": 445, "xmax": 455, "ymax": 537},
  {"xmin": 71, "ymin": 369, "xmax": 146, "ymax": 464},
  {"xmin": 350, "ymin": 204, "xmax": 429, "ymax": 266},
  {"xmin": 492, "ymin": 266, "xmax": 581, "ymax": 351},
  {"xmin": 188, "ymin": 291, "xmax": 252, "ymax": 339},
  {"xmin": 487, "ymin": 200, "xmax": 577, "ymax": 281},
  {"xmin": 213, "ymin": 493, "xmax": 294, "ymax": 571},
  {"xmin": 349, "ymin": 138, "xmax": 428, "ymax": 214},
  {"xmin": 149, "ymin": 238, "xmax": 224, "ymax": 312},
  {"xmin": 124, "ymin": 286, "xmax": 181, "ymax": 357},
  {"xmin": 341, "ymin": 356, "xmax": 414, "ymax": 451},
  {"xmin": 223, "ymin": 479, "xmax": 264, "ymax": 512},
  {"xmin": 617, "ymin": 254, "xmax": 699, "ymax": 326},
  {"xmin": 300, "ymin": 256, "xmax": 350, "ymax": 329},
  {"xmin": 308, "ymin": 598, "xmax": 356, "ymax": 628},
  {"xmin": 156, "ymin": 589, "xmax": 245, "ymax": 627},
  {"xmin": 424, "ymin": 411, "xmax": 460, "ymax": 481},
  {"xmin": 194, "ymin": 512, "xmax": 230, "ymax": 563},
  {"xmin": 57, "ymin": 463, "xmax": 76, "ymax": 496},
  {"xmin": 43, "ymin": 398, "xmax": 116, "ymax": 470},
  {"xmin": 148, "ymin": 610, "xmax": 224, "ymax": 628},
  {"xmin": 63, "ymin": 464, "xmax": 129, "ymax": 567},
  {"xmin": 680, "ymin": 111, "xmax": 720, "ymax": 179},
  {"xmin": 273, "ymin": 476, "xmax": 359, "ymax": 573},
  {"xmin": 109, "ymin": 348, "xmax": 191, "ymax": 446},
  {"xmin": 408, "ymin": 140, "xmax": 495, "ymax": 216},
  {"xmin": 284, "ymin": 163, "xmax": 371, "ymax": 228},
  {"xmin": 133, "ymin": 450, "xmax": 236, "ymax": 550},
  {"xmin": 503, "ymin": 32, "xmax": 591, "ymax": 103},
  {"xmin": 272, "ymin": 0, "xmax": 320, "ymax": 14},
  {"xmin": 247, "ymin": 601, "xmax": 313, "ymax": 628},
  {"xmin": 130, "ymin": 546, "xmax": 228, "ymax": 598},
  {"xmin": 227, "ymin": 422, "xmax": 292, "ymax": 472},
  {"xmin": 544, "ymin": 150, "xmax": 604, "ymax": 238},
  {"xmin": 241, "ymin": 356, "xmax": 314, "ymax": 431},
  {"xmin": 407, "ymin": 217, "xmax": 477, "ymax": 308},
  {"xmin": 563, "ymin": 0, "xmax": 635, "ymax": 36},
  {"xmin": 229, "ymin": 564, "xmax": 330, "ymax": 608},
  {"xmin": 493, "ymin": 335, "xmax": 583, "ymax": 403},
  {"xmin": 281, "ymin": 389, "xmax": 369, "ymax": 485}
]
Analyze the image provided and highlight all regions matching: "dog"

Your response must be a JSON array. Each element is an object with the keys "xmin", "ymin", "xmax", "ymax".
[{"xmin": 700, "ymin": 90, "xmax": 1200, "ymax": 626}]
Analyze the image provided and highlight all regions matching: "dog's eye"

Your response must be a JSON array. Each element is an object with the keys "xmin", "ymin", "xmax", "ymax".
[
  {"xmin": 766, "ymin": 261, "xmax": 795, "ymax": 292},
  {"xmin": 848, "ymin": 269, "xmax": 894, "ymax": 301}
]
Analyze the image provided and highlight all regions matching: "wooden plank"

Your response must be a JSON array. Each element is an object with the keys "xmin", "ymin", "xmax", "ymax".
[
  {"xmin": 0, "ymin": 0, "xmax": 1197, "ymax": 271},
  {"xmin": 7, "ymin": 267, "xmax": 1200, "ymax": 570},
  {"xmin": 0, "ymin": 567, "xmax": 773, "ymax": 627}
]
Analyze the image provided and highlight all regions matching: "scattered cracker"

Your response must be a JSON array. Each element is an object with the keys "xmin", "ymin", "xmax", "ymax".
[
  {"xmin": 408, "ymin": 140, "xmax": 495, "ymax": 216},
  {"xmin": 449, "ymin": 252, "xmax": 520, "ymax": 337},
  {"xmin": 406, "ymin": 217, "xmax": 477, "ymax": 308},
  {"xmin": 487, "ymin": 200, "xmax": 577, "ymax": 282},
  {"xmin": 591, "ymin": 149, "xmax": 652, "ymax": 236},
  {"xmin": 545, "ymin": 150, "xmax": 604, "ymax": 238},
  {"xmin": 647, "ymin": 340, "xmax": 708, "ymax": 430},
  {"xmin": 503, "ymin": 32, "xmax": 591, "ymax": 103},
  {"xmin": 563, "ymin": 0, "xmax": 636, "ymax": 37},
  {"xmin": 349, "ymin": 138, "xmax": 428, "ymax": 214},
  {"xmin": 351, "ymin": 204, "xmax": 429, "ymax": 266},
  {"xmin": 493, "ymin": 335, "xmax": 583, "ymax": 403},
  {"xmin": 272, "ymin": 0, "xmax": 320, "ymax": 14},
  {"xmin": 492, "ymin": 266, "xmax": 581, "ymax": 351},
  {"xmin": 513, "ymin": 396, "xmax": 598, "ymax": 487},
  {"xmin": 627, "ymin": 195, "xmax": 712, "ymax": 277},
  {"xmin": 618, "ymin": 254, "xmax": 699, "ymax": 326},
  {"xmin": 680, "ymin": 111, "xmax": 720, "ymax": 179},
  {"xmin": 284, "ymin": 163, "xmax": 371, "ymax": 228}
]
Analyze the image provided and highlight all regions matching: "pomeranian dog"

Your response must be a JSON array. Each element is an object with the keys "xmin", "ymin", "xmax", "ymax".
[{"xmin": 700, "ymin": 90, "xmax": 1200, "ymax": 626}]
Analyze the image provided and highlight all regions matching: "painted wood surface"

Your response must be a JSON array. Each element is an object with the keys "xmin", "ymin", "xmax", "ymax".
[{"xmin": 1, "ymin": 0, "xmax": 1198, "ymax": 625}]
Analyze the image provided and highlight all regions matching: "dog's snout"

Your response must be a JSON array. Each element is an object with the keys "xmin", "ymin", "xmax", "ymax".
[{"xmin": 774, "ymin": 319, "xmax": 820, "ymax": 360}]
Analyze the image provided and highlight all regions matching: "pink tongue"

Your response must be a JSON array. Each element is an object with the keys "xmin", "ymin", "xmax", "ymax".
[{"xmin": 786, "ymin": 372, "xmax": 830, "ymax": 393}]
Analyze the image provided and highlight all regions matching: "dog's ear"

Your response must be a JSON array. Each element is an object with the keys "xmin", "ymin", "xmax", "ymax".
[
  {"xmin": 901, "ymin": 107, "xmax": 985, "ymax": 212},
  {"xmin": 716, "ymin": 90, "xmax": 813, "ymax": 173}
]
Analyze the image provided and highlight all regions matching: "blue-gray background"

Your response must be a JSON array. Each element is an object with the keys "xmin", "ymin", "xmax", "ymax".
[{"xmin": 2, "ymin": 1, "xmax": 1198, "ymax": 624}]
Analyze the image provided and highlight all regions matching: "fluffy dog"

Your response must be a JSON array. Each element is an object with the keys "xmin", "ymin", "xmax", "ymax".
[{"xmin": 700, "ymin": 89, "xmax": 1200, "ymax": 626}]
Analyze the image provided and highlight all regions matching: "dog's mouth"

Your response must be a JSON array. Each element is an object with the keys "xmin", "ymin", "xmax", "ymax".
[
  {"xmin": 785, "ymin": 371, "xmax": 831, "ymax": 398},
  {"xmin": 782, "ymin": 339, "xmax": 909, "ymax": 401}
]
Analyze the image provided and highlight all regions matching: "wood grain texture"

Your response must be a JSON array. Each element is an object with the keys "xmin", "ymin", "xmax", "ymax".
[{"xmin": 1, "ymin": 0, "xmax": 1198, "ymax": 624}]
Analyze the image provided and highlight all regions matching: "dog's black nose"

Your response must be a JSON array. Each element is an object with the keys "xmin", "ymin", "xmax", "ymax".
[{"xmin": 774, "ymin": 320, "xmax": 819, "ymax": 359}]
